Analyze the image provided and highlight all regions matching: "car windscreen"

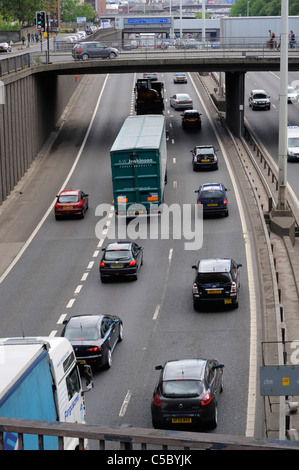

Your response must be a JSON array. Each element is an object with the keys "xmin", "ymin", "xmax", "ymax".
[
  {"xmin": 162, "ymin": 380, "xmax": 203, "ymax": 398},
  {"xmin": 197, "ymin": 272, "xmax": 231, "ymax": 284},
  {"xmin": 104, "ymin": 250, "xmax": 131, "ymax": 261},
  {"xmin": 200, "ymin": 190, "xmax": 223, "ymax": 199},
  {"xmin": 288, "ymin": 137, "xmax": 299, "ymax": 147},
  {"xmin": 64, "ymin": 327, "xmax": 100, "ymax": 341},
  {"xmin": 58, "ymin": 195, "xmax": 79, "ymax": 203},
  {"xmin": 253, "ymin": 94, "xmax": 267, "ymax": 99}
]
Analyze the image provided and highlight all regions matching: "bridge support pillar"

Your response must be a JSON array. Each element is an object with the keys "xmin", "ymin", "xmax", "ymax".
[{"xmin": 225, "ymin": 71, "xmax": 245, "ymax": 137}]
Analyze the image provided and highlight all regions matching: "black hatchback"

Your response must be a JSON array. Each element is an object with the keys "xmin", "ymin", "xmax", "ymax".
[
  {"xmin": 192, "ymin": 258, "xmax": 242, "ymax": 310},
  {"xmin": 61, "ymin": 314, "xmax": 123, "ymax": 369},
  {"xmin": 191, "ymin": 145, "xmax": 218, "ymax": 171},
  {"xmin": 151, "ymin": 359, "xmax": 224, "ymax": 430},
  {"xmin": 195, "ymin": 183, "xmax": 228, "ymax": 217},
  {"xmin": 99, "ymin": 240, "xmax": 143, "ymax": 282}
]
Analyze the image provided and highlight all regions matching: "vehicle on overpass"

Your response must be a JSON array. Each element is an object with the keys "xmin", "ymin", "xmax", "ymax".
[
  {"xmin": 110, "ymin": 115, "xmax": 167, "ymax": 216},
  {"xmin": 0, "ymin": 336, "xmax": 93, "ymax": 450},
  {"xmin": 72, "ymin": 41, "xmax": 118, "ymax": 60},
  {"xmin": 134, "ymin": 78, "xmax": 164, "ymax": 115}
]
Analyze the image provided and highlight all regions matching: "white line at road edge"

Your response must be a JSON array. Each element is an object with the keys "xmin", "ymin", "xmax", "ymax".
[
  {"xmin": 188, "ymin": 73, "xmax": 257, "ymax": 437},
  {"xmin": 0, "ymin": 75, "xmax": 109, "ymax": 285}
]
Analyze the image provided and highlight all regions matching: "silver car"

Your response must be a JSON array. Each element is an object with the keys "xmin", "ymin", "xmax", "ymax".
[{"xmin": 170, "ymin": 93, "xmax": 193, "ymax": 110}]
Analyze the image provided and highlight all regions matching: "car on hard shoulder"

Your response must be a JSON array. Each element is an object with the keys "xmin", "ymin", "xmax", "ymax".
[
  {"xmin": 61, "ymin": 314, "xmax": 123, "ymax": 369},
  {"xmin": 100, "ymin": 240, "xmax": 143, "ymax": 282},
  {"xmin": 173, "ymin": 73, "xmax": 187, "ymax": 84},
  {"xmin": 191, "ymin": 145, "xmax": 218, "ymax": 171},
  {"xmin": 169, "ymin": 93, "xmax": 193, "ymax": 110},
  {"xmin": 181, "ymin": 110, "xmax": 202, "ymax": 130},
  {"xmin": 151, "ymin": 358, "xmax": 224, "ymax": 430},
  {"xmin": 192, "ymin": 258, "xmax": 242, "ymax": 310},
  {"xmin": 248, "ymin": 89, "xmax": 271, "ymax": 110},
  {"xmin": 72, "ymin": 41, "xmax": 118, "ymax": 60},
  {"xmin": 195, "ymin": 183, "xmax": 228, "ymax": 217},
  {"xmin": 54, "ymin": 189, "xmax": 89, "ymax": 219}
]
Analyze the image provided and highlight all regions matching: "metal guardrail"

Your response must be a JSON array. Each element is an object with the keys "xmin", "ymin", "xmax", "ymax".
[{"xmin": 0, "ymin": 417, "xmax": 298, "ymax": 450}]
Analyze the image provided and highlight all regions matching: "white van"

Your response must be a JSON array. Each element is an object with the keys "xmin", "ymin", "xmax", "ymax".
[{"xmin": 287, "ymin": 126, "xmax": 299, "ymax": 162}]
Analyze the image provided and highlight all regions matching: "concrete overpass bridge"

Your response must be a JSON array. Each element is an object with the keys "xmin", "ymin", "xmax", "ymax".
[{"xmin": 1, "ymin": 47, "xmax": 298, "ymax": 204}]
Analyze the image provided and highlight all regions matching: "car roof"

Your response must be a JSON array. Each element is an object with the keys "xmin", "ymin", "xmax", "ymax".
[
  {"xmin": 251, "ymin": 89, "xmax": 267, "ymax": 94},
  {"xmin": 195, "ymin": 146, "xmax": 215, "ymax": 153},
  {"xmin": 162, "ymin": 359, "xmax": 207, "ymax": 380},
  {"xmin": 59, "ymin": 189, "xmax": 80, "ymax": 195},
  {"xmin": 200, "ymin": 183, "xmax": 224, "ymax": 191},
  {"xmin": 105, "ymin": 241, "xmax": 132, "ymax": 251},
  {"xmin": 183, "ymin": 110, "xmax": 199, "ymax": 114},
  {"xmin": 197, "ymin": 258, "xmax": 232, "ymax": 273},
  {"xmin": 176, "ymin": 93, "xmax": 191, "ymax": 98},
  {"xmin": 66, "ymin": 314, "xmax": 103, "ymax": 328}
]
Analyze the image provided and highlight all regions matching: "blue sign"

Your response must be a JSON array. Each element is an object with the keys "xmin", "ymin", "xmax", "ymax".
[{"xmin": 128, "ymin": 18, "xmax": 169, "ymax": 24}]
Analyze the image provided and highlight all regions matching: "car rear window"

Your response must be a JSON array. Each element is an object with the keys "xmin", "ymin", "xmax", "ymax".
[
  {"xmin": 104, "ymin": 250, "xmax": 131, "ymax": 261},
  {"xmin": 163, "ymin": 380, "xmax": 203, "ymax": 398},
  {"xmin": 200, "ymin": 190, "xmax": 223, "ymax": 199},
  {"xmin": 253, "ymin": 94, "xmax": 267, "ymax": 99},
  {"xmin": 58, "ymin": 195, "xmax": 79, "ymax": 203},
  {"xmin": 197, "ymin": 272, "xmax": 231, "ymax": 284},
  {"xmin": 65, "ymin": 327, "xmax": 99, "ymax": 341}
]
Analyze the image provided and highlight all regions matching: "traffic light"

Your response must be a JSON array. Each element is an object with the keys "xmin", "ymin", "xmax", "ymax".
[{"xmin": 36, "ymin": 11, "xmax": 46, "ymax": 31}]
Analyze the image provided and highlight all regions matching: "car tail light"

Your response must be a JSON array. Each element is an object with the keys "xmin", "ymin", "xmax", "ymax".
[
  {"xmin": 223, "ymin": 198, "xmax": 227, "ymax": 206},
  {"xmin": 201, "ymin": 393, "xmax": 212, "ymax": 406},
  {"xmin": 87, "ymin": 346, "xmax": 101, "ymax": 352},
  {"xmin": 153, "ymin": 394, "xmax": 162, "ymax": 407},
  {"xmin": 100, "ymin": 261, "xmax": 105, "ymax": 267},
  {"xmin": 192, "ymin": 283, "xmax": 199, "ymax": 294},
  {"xmin": 129, "ymin": 260, "xmax": 137, "ymax": 266},
  {"xmin": 231, "ymin": 281, "xmax": 237, "ymax": 293},
  {"xmin": 193, "ymin": 156, "xmax": 198, "ymax": 162},
  {"xmin": 77, "ymin": 48, "xmax": 83, "ymax": 53},
  {"xmin": 197, "ymin": 200, "xmax": 201, "ymax": 205}
]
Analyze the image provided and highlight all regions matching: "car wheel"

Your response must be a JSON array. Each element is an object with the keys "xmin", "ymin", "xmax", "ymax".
[
  {"xmin": 108, "ymin": 52, "xmax": 116, "ymax": 59},
  {"xmin": 105, "ymin": 348, "xmax": 112, "ymax": 369},
  {"xmin": 118, "ymin": 323, "xmax": 123, "ymax": 342},
  {"xmin": 132, "ymin": 272, "xmax": 138, "ymax": 281},
  {"xmin": 210, "ymin": 403, "xmax": 218, "ymax": 429},
  {"xmin": 82, "ymin": 53, "xmax": 89, "ymax": 60},
  {"xmin": 152, "ymin": 417, "xmax": 162, "ymax": 429}
]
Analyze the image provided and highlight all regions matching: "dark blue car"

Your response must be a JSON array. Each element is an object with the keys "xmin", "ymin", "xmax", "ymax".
[{"xmin": 195, "ymin": 183, "xmax": 229, "ymax": 217}]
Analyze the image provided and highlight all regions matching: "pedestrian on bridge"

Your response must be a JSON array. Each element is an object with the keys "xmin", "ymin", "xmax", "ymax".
[
  {"xmin": 269, "ymin": 29, "xmax": 275, "ymax": 49},
  {"xmin": 289, "ymin": 30, "xmax": 296, "ymax": 48}
]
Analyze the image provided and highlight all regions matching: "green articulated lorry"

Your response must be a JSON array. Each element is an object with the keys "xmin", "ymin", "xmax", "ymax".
[{"xmin": 110, "ymin": 115, "xmax": 167, "ymax": 216}]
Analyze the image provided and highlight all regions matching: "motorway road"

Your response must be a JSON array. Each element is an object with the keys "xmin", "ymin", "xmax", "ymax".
[
  {"xmin": 0, "ymin": 71, "xmax": 259, "ymax": 445},
  {"xmin": 245, "ymin": 70, "xmax": 299, "ymax": 200}
]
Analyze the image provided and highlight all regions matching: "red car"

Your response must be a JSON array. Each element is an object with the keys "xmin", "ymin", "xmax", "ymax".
[{"xmin": 54, "ymin": 189, "xmax": 89, "ymax": 219}]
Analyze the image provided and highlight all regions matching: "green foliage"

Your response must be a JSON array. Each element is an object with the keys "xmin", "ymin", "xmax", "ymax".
[
  {"xmin": 61, "ymin": 0, "xmax": 95, "ymax": 22},
  {"xmin": 230, "ymin": 0, "xmax": 299, "ymax": 17}
]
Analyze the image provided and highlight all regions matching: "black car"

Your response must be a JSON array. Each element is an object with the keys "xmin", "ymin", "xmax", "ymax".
[
  {"xmin": 191, "ymin": 145, "xmax": 218, "ymax": 171},
  {"xmin": 195, "ymin": 183, "xmax": 228, "ymax": 217},
  {"xmin": 151, "ymin": 359, "xmax": 224, "ymax": 430},
  {"xmin": 181, "ymin": 110, "xmax": 202, "ymax": 130},
  {"xmin": 72, "ymin": 41, "xmax": 118, "ymax": 60},
  {"xmin": 61, "ymin": 314, "xmax": 123, "ymax": 369},
  {"xmin": 100, "ymin": 240, "xmax": 143, "ymax": 282},
  {"xmin": 192, "ymin": 258, "xmax": 242, "ymax": 310}
]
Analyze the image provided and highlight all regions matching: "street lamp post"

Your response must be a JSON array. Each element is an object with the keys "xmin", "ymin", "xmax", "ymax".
[{"xmin": 277, "ymin": 0, "xmax": 288, "ymax": 210}]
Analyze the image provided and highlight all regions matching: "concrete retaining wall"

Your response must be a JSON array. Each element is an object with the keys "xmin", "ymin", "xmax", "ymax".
[{"xmin": 0, "ymin": 71, "xmax": 82, "ymax": 205}]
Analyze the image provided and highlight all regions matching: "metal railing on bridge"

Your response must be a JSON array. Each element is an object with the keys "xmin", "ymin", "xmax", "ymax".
[{"xmin": 0, "ymin": 416, "xmax": 297, "ymax": 450}]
